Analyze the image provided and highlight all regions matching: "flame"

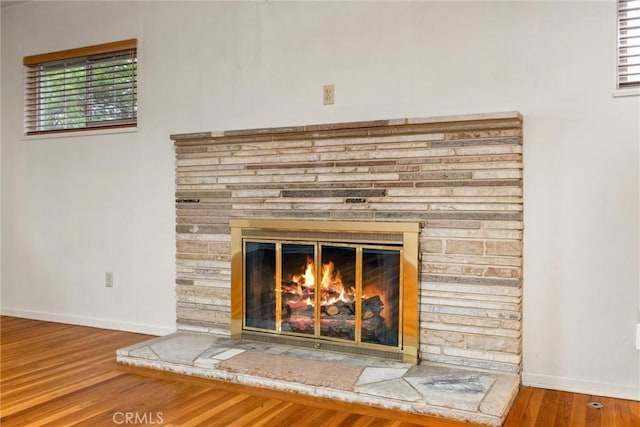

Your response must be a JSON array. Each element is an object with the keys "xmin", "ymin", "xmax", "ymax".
[
  {"xmin": 288, "ymin": 257, "xmax": 354, "ymax": 306},
  {"xmin": 291, "ymin": 257, "xmax": 315, "ymax": 293},
  {"xmin": 283, "ymin": 255, "xmax": 393, "ymax": 332}
]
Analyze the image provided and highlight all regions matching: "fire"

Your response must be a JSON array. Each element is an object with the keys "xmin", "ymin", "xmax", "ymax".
[
  {"xmin": 291, "ymin": 257, "xmax": 315, "ymax": 294},
  {"xmin": 281, "ymin": 254, "xmax": 394, "ymax": 342},
  {"xmin": 288, "ymin": 258, "xmax": 354, "ymax": 306}
]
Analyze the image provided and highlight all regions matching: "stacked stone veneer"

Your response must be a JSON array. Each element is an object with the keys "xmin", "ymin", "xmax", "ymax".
[{"xmin": 171, "ymin": 111, "xmax": 523, "ymax": 374}]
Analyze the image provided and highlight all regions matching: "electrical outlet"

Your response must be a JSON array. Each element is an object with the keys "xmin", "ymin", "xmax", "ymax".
[
  {"xmin": 106, "ymin": 272, "xmax": 114, "ymax": 288},
  {"xmin": 323, "ymin": 84, "xmax": 335, "ymax": 105}
]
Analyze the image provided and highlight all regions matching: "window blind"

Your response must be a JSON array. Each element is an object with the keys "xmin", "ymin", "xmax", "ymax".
[
  {"xmin": 24, "ymin": 39, "xmax": 137, "ymax": 135},
  {"xmin": 618, "ymin": 0, "xmax": 640, "ymax": 88}
]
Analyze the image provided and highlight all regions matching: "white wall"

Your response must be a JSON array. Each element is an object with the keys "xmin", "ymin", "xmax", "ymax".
[{"xmin": 1, "ymin": 1, "xmax": 638, "ymax": 400}]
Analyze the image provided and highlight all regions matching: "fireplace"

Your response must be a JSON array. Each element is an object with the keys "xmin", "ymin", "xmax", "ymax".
[
  {"xmin": 171, "ymin": 111, "xmax": 523, "ymax": 375},
  {"xmin": 230, "ymin": 219, "xmax": 420, "ymax": 363},
  {"xmin": 119, "ymin": 112, "xmax": 524, "ymax": 427}
]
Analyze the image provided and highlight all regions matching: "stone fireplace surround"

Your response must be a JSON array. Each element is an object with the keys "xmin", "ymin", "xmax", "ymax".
[{"xmin": 118, "ymin": 111, "xmax": 523, "ymax": 425}]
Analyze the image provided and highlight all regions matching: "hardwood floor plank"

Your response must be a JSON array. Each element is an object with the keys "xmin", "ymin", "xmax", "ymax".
[
  {"xmin": 568, "ymin": 391, "xmax": 589, "ymax": 427},
  {"xmin": 534, "ymin": 389, "xmax": 559, "ymax": 427},
  {"xmin": 373, "ymin": 417, "xmax": 399, "ymax": 427},
  {"xmin": 553, "ymin": 389, "xmax": 575, "ymax": 427},
  {"xmin": 252, "ymin": 402, "xmax": 300, "ymax": 427},
  {"xmin": 2, "ymin": 316, "xmax": 638, "ymax": 427},
  {"xmin": 584, "ymin": 401, "xmax": 602, "ymax": 427},
  {"xmin": 316, "ymin": 408, "xmax": 355, "ymax": 426},
  {"xmin": 350, "ymin": 414, "xmax": 387, "ymax": 427},
  {"xmin": 597, "ymin": 394, "xmax": 639, "ymax": 427},
  {"xmin": 629, "ymin": 395, "xmax": 640, "ymax": 425},
  {"xmin": 2, "ymin": 370, "xmax": 121, "ymax": 417},
  {"xmin": 525, "ymin": 387, "xmax": 545, "ymax": 425},
  {"xmin": 182, "ymin": 393, "xmax": 254, "ymax": 426},
  {"xmin": 224, "ymin": 399, "xmax": 289, "ymax": 427},
  {"xmin": 503, "ymin": 385, "xmax": 533, "ymax": 426}
]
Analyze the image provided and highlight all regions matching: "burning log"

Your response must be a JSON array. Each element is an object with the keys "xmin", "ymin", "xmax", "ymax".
[
  {"xmin": 361, "ymin": 316, "xmax": 386, "ymax": 343},
  {"xmin": 323, "ymin": 285, "xmax": 344, "ymax": 295},
  {"xmin": 323, "ymin": 301, "xmax": 355, "ymax": 315},
  {"xmin": 282, "ymin": 281, "xmax": 313, "ymax": 297},
  {"xmin": 282, "ymin": 293, "xmax": 387, "ymax": 343},
  {"xmin": 286, "ymin": 299, "xmax": 310, "ymax": 310},
  {"xmin": 326, "ymin": 306, "xmax": 339, "ymax": 316},
  {"xmin": 362, "ymin": 295, "xmax": 383, "ymax": 316},
  {"xmin": 285, "ymin": 302, "xmax": 314, "ymax": 318},
  {"xmin": 283, "ymin": 315, "xmax": 314, "ymax": 334},
  {"xmin": 281, "ymin": 280, "xmax": 298, "ymax": 291},
  {"xmin": 320, "ymin": 317, "xmax": 356, "ymax": 340}
]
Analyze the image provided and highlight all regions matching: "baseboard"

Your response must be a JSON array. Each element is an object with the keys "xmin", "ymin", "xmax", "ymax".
[
  {"xmin": 522, "ymin": 371, "xmax": 640, "ymax": 401},
  {"xmin": 0, "ymin": 307, "xmax": 175, "ymax": 336}
]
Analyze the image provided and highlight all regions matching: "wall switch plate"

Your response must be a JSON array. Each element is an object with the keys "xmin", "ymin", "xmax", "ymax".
[
  {"xmin": 106, "ymin": 272, "xmax": 114, "ymax": 288},
  {"xmin": 323, "ymin": 84, "xmax": 335, "ymax": 105}
]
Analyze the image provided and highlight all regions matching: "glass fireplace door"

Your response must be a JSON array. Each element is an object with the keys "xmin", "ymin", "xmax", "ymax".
[
  {"xmin": 243, "ymin": 239, "xmax": 401, "ymax": 350},
  {"xmin": 244, "ymin": 242, "xmax": 276, "ymax": 331},
  {"xmin": 319, "ymin": 245, "xmax": 357, "ymax": 341},
  {"xmin": 362, "ymin": 248, "xmax": 400, "ymax": 347},
  {"xmin": 281, "ymin": 243, "xmax": 316, "ymax": 336}
]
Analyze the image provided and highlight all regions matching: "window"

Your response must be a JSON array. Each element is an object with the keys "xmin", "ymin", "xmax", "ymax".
[
  {"xmin": 618, "ymin": 1, "xmax": 640, "ymax": 89},
  {"xmin": 23, "ymin": 39, "xmax": 137, "ymax": 135}
]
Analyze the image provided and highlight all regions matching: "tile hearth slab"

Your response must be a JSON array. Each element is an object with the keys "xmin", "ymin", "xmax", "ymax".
[
  {"xmin": 117, "ymin": 331, "xmax": 519, "ymax": 426},
  {"xmin": 217, "ymin": 351, "xmax": 363, "ymax": 391}
]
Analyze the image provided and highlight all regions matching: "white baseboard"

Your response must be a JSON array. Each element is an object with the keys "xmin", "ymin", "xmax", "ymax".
[
  {"xmin": 0, "ymin": 307, "xmax": 175, "ymax": 336},
  {"xmin": 522, "ymin": 371, "xmax": 640, "ymax": 401}
]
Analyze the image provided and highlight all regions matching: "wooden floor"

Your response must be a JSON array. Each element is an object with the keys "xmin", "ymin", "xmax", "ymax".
[{"xmin": 1, "ymin": 317, "xmax": 638, "ymax": 427}]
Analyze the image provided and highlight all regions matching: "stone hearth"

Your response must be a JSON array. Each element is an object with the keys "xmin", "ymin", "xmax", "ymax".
[
  {"xmin": 117, "ymin": 332, "xmax": 519, "ymax": 426},
  {"xmin": 118, "ymin": 111, "xmax": 523, "ymax": 425}
]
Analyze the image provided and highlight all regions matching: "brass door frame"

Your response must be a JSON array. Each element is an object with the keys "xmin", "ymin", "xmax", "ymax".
[{"xmin": 230, "ymin": 219, "xmax": 420, "ymax": 364}]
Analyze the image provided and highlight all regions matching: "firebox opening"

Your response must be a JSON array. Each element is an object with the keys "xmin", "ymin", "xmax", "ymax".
[
  {"xmin": 231, "ymin": 219, "xmax": 420, "ymax": 363},
  {"xmin": 245, "ymin": 240, "xmax": 401, "ymax": 349}
]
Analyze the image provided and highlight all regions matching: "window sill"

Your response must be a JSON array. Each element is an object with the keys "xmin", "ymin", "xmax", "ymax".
[
  {"xmin": 22, "ymin": 126, "xmax": 139, "ymax": 141},
  {"xmin": 613, "ymin": 87, "xmax": 640, "ymax": 98}
]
